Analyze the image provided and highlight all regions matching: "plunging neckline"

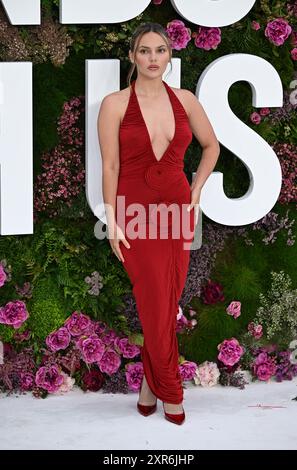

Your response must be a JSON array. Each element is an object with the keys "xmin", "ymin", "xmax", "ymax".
[{"xmin": 132, "ymin": 79, "xmax": 177, "ymax": 163}]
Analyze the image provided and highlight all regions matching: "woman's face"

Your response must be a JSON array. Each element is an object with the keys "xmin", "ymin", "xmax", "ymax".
[{"xmin": 130, "ymin": 31, "xmax": 170, "ymax": 77}]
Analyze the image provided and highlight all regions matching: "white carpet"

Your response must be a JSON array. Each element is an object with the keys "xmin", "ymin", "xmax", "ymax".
[{"xmin": 0, "ymin": 378, "xmax": 296, "ymax": 450}]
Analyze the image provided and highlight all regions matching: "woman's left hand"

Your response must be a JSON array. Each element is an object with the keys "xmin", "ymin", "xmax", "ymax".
[{"xmin": 187, "ymin": 185, "xmax": 201, "ymax": 227}]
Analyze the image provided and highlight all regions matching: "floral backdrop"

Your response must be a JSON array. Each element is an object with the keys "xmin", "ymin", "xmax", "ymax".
[{"xmin": 0, "ymin": 0, "xmax": 297, "ymax": 398}]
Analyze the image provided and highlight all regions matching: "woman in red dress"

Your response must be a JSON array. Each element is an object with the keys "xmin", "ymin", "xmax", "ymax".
[{"xmin": 98, "ymin": 22, "xmax": 220, "ymax": 425}]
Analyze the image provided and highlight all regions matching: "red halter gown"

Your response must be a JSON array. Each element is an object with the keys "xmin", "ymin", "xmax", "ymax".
[{"xmin": 116, "ymin": 79, "xmax": 195, "ymax": 404}]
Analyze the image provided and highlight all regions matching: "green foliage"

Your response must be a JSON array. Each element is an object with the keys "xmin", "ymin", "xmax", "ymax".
[
  {"xmin": 27, "ymin": 277, "xmax": 66, "ymax": 340},
  {"xmin": 0, "ymin": 324, "xmax": 15, "ymax": 343}
]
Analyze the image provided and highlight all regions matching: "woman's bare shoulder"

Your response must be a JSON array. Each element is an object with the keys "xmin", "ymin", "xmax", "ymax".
[
  {"xmin": 100, "ymin": 86, "xmax": 131, "ymax": 124},
  {"xmin": 170, "ymin": 86, "xmax": 201, "ymax": 118},
  {"xmin": 169, "ymin": 86, "xmax": 195, "ymax": 118}
]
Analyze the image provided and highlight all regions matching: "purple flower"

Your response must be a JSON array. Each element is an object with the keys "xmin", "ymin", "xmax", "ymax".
[
  {"xmin": 46, "ymin": 326, "xmax": 71, "ymax": 352},
  {"xmin": 125, "ymin": 361, "xmax": 143, "ymax": 392},
  {"xmin": 98, "ymin": 349, "xmax": 121, "ymax": 375},
  {"xmin": 35, "ymin": 364, "xmax": 64, "ymax": 393},
  {"xmin": 265, "ymin": 18, "xmax": 292, "ymax": 46},
  {"xmin": 226, "ymin": 300, "xmax": 241, "ymax": 319},
  {"xmin": 64, "ymin": 311, "xmax": 92, "ymax": 336},
  {"xmin": 0, "ymin": 263, "xmax": 7, "ymax": 287},
  {"xmin": 114, "ymin": 337, "xmax": 141, "ymax": 358},
  {"xmin": 20, "ymin": 372, "xmax": 35, "ymax": 391},
  {"xmin": 166, "ymin": 19, "xmax": 192, "ymax": 50},
  {"xmin": 179, "ymin": 360, "xmax": 198, "ymax": 381},
  {"xmin": 76, "ymin": 334, "xmax": 105, "ymax": 364},
  {"xmin": 0, "ymin": 300, "xmax": 29, "ymax": 329},
  {"xmin": 217, "ymin": 338, "xmax": 244, "ymax": 366},
  {"xmin": 193, "ymin": 26, "xmax": 221, "ymax": 51}
]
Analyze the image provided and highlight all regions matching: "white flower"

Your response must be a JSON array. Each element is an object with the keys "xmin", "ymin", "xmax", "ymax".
[{"xmin": 194, "ymin": 361, "xmax": 220, "ymax": 387}]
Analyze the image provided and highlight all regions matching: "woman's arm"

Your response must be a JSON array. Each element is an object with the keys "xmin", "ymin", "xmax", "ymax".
[
  {"xmin": 184, "ymin": 90, "xmax": 220, "ymax": 191},
  {"xmin": 97, "ymin": 93, "xmax": 121, "ymax": 234},
  {"xmin": 97, "ymin": 93, "xmax": 131, "ymax": 262}
]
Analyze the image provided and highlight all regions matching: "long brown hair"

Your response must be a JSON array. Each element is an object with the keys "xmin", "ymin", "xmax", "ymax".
[{"xmin": 127, "ymin": 22, "xmax": 173, "ymax": 88}]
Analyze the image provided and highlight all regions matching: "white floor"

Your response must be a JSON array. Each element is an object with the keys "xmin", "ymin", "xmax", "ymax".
[{"xmin": 0, "ymin": 378, "xmax": 296, "ymax": 450}]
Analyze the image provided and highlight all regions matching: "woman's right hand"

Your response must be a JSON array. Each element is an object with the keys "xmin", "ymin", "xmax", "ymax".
[{"xmin": 109, "ymin": 223, "xmax": 130, "ymax": 263}]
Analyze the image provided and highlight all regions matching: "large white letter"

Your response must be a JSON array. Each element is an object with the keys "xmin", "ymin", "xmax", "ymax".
[
  {"xmin": 196, "ymin": 53, "xmax": 283, "ymax": 226},
  {"xmin": 61, "ymin": 0, "xmax": 256, "ymax": 26},
  {"xmin": 171, "ymin": 0, "xmax": 256, "ymax": 27},
  {"xmin": 0, "ymin": 63, "xmax": 33, "ymax": 234},
  {"xmin": 1, "ymin": 0, "xmax": 40, "ymax": 24},
  {"xmin": 60, "ymin": 0, "xmax": 151, "ymax": 24}
]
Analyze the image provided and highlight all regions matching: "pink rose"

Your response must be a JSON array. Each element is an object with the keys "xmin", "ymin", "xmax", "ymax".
[
  {"xmin": 114, "ymin": 337, "xmax": 140, "ymax": 358},
  {"xmin": 193, "ymin": 26, "xmax": 221, "ymax": 51},
  {"xmin": 46, "ymin": 326, "xmax": 71, "ymax": 352},
  {"xmin": 217, "ymin": 338, "xmax": 244, "ymax": 366},
  {"xmin": 125, "ymin": 361, "xmax": 143, "ymax": 392},
  {"xmin": 179, "ymin": 360, "xmax": 198, "ymax": 381},
  {"xmin": 0, "ymin": 300, "xmax": 29, "ymax": 329},
  {"xmin": 35, "ymin": 364, "xmax": 64, "ymax": 393},
  {"xmin": 252, "ymin": 352, "xmax": 276, "ymax": 381},
  {"xmin": 166, "ymin": 19, "xmax": 192, "ymax": 51},
  {"xmin": 250, "ymin": 112, "xmax": 261, "ymax": 125},
  {"xmin": 265, "ymin": 18, "xmax": 292, "ymax": 46},
  {"xmin": 98, "ymin": 349, "xmax": 121, "ymax": 375},
  {"xmin": 76, "ymin": 334, "xmax": 105, "ymax": 364},
  {"xmin": 64, "ymin": 311, "xmax": 92, "ymax": 336},
  {"xmin": 226, "ymin": 300, "xmax": 241, "ymax": 319}
]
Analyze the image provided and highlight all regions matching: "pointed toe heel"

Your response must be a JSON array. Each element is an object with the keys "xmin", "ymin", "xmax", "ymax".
[
  {"xmin": 137, "ymin": 401, "xmax": 157, "ymax": 416},
  {"xmin": 162, "ymin": 403, "xmax": 185, "ymax": 425}
]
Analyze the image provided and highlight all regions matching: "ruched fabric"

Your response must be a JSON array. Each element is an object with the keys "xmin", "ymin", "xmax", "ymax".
[{"xmin": 116, "ymin": 79, "xmax": 195, "ymax": 404}]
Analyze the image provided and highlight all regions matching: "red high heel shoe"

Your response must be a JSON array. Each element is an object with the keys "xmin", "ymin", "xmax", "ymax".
[
  {"xmin": 137, "ymin": 376, "xmax": 157, "ymax": 416},
  {"xmin": 162, "ymin": 402, "xmax": 185, "ymax": 425},
  {"xmin": 137, "ymin": 400, "xmax": 157, "ymax": 416}
]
